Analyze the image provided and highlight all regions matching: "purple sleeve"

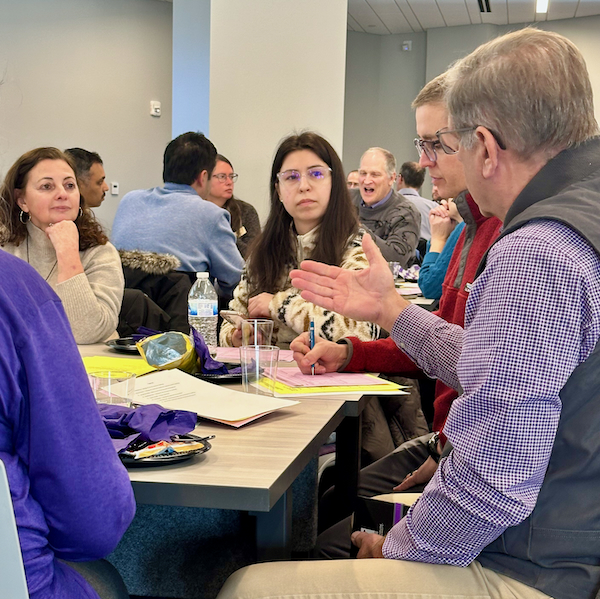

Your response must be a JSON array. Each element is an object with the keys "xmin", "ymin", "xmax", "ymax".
[{"xmin": 19, "ymin": 295, "xmax": 135, "ymax": 560}]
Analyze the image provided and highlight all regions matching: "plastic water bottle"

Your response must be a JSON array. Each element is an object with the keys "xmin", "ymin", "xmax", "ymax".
[{"xmin": 188, "ymin": 272, "xmax": 218, "ymax": 346}]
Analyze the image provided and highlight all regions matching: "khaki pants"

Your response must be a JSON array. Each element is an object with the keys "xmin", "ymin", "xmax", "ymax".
[{"xmin": 216, "ymin": 559, "xmax": 552, "ymax": 599}]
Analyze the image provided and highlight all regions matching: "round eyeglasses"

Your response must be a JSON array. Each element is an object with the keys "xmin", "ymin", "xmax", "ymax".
[
  {"xmin": 213, "ymin": 173, "xmax": 238, "ymax": 182},
  {"xmin": 276, "ymin": 167, "xmax": 332, "ymax": 188}
]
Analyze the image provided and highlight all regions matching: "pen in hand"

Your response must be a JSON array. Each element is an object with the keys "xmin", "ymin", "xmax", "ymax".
[{"xmin": 309, "ymin": 318, "xmax": 315, "ymax": 376}]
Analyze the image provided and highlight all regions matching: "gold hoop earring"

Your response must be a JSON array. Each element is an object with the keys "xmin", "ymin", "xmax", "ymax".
[
  {"xmin": 78, "ymin": 207, "xmax": 83, "ymax": 218},
  {"xmin": 19, "ymin": 210, "xmax": 29, "ymax": 224}
]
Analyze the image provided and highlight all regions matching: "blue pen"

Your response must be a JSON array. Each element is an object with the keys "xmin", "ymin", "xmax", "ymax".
[{"xmin": 309, "ymin": 318, "xmax": 315, "ymax": 375}]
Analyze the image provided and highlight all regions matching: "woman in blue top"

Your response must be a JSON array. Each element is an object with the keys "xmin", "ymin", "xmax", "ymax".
[{"xmin": 418, "ymin": 196, "xmax": 464, "ymax": 300}]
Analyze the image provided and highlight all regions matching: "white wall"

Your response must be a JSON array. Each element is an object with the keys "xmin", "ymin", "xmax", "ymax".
[
  {"xmin": 209, "ymin": 0, "xmax": 349, "ymax": 221},
  {"xmin": 425, "ymin": 16, "xmax": 600, "ymax": 125},
  {"xmin": 0, "ymin": 0, "xmax": 173, "ymax": 233},
  {"xmin": 343, "ymin": 31, "xmax": 426, "ymax": 177}
]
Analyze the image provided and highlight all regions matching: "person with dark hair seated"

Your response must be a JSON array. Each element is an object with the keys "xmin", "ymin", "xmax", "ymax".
[
  {"xmin": 0, "ymin": 248, "xmax": 135, "ymax": 599},
  {"xmin": 0, "ymin": 147, "xmax": 124, "ymax": 344},
  {"xmin": 64, "ymin": 147, "xmax": 109, "ymax": 208},
  {"xmin": 397, "ymin": 160, "xmax": 437, "ymax": 246},
  {"xmin": 220, "ymin": 131, "xmax": 379, "ymax": 348},
  {"xmin": 111, "ymin": 131, "xmax": 243, "ymax": 298},
  {"xmin": 206, "ymin": 154, "xmax": 261, "ymax": 259}
]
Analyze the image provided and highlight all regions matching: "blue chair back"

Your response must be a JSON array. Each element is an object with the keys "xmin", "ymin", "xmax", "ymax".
[{"xmin": 0, "ymin": 459, "xmax": 29, "ymax": 598}]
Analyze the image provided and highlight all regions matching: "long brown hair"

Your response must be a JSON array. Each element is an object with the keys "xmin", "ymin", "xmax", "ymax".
[
  {"xmin": 0, "ymin": 147, "xmax": 108, "ymax": 250},
  {"xmin": 246, "ymin": 131, "xmax": 359, "ymax": 295}
]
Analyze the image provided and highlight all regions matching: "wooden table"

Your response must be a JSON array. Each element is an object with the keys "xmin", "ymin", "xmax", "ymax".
[{"xmin": 79, "ymin": 342, "xmax": 368, "ymax": 559}]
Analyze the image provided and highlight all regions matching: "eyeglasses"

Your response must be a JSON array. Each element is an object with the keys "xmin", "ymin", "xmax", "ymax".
[
  {"xmin": 276, "ymin": 167, "xmax": 332, "ymax": 188},
  {"xmin": 213, "ymin": 173, "xmax": 238, "ymax": 182},
  {"xmin": 414, "ymin": 126, "xmax": 506, "ymax": 162}
]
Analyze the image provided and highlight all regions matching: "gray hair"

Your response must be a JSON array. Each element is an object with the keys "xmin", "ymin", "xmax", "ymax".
[
  {"xmin": 361, "ymin": 147, "xmax": 397, "ymax": 177},
  {"xmin": 445, "ymin": 27, "xmax": 598, "ymax": 159}
]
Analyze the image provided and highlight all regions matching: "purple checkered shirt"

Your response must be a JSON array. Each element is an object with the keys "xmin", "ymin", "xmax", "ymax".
[{"xmin": 384, "ymin": 220, "xmax": 600, "ymax": 566}]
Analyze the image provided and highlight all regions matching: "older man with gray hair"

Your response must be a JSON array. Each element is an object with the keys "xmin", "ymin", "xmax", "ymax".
[
  {"xmin": 217, "ymin": 27, "xmax": 600, "ymax": 599},
  {"xmin": 351, "ymin": 146, "xmax": 420, "ymax": 267}
]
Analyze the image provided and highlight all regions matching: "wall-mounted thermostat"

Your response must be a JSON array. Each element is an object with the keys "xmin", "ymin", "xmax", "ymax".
[{"xmin": 150, "ymin": 101, "xmax": 161, "ymax": 117}]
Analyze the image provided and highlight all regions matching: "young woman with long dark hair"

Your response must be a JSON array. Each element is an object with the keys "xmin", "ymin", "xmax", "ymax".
[{"xmin": 220, "ymin": 131, "xmax": 378, "ymax": 348}]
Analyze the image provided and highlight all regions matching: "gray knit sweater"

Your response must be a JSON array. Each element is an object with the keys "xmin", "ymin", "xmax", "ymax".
[
  {"xmin": 351, "ymin": 188, "xmax": 421, "ymax": 267},
  {"xmin": 2, "ymin": 222, "xmax": 124, "ymax": 344}
]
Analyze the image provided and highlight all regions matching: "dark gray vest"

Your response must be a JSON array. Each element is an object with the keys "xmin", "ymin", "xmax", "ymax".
[{"xmin": 476, "ymin": 138, "xmax": 600, "ymax": 599}]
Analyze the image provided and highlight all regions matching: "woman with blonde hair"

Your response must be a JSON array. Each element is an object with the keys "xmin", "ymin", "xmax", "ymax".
[{"xmin": 0, "ymin": 147, "xmax": 123, "ymax": 344}]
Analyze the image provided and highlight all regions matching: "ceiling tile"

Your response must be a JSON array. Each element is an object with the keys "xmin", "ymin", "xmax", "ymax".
[
  {"xmin": 367, "ymin": 0, "xmax": 416, "ymax": 33},
  {"xmin": 436, "ymin": 0, "xmax": 473, "ymax": 27},
  {"xmin": 465, "ymin": 0, "xmax": 484, "ymax": 24},
  {"xmin": 405, "ymin": 0, "xmax": 446, "ymax": 29},
  {"xmin": 508, "ymin": 0, "xmax": 536, "ymax": 23},
  {"xmin": 346, "ymin": 0, "xmax": 600, "ymax": 33},
  {"xmin": 348, "ymin": 13, "xmax": 366, "ymax": 32},
  {"xmin": 481, "ymin": 0, "xmax": 509, "ymax": 24},
  {"xmin": 348, "ymin": 0, "xmax": 392, "ymax": 34},
  {"xmin": 547, "ymin": 0, "xmax": 578, "ymax": 20},
  {"xmin": 393, "ymin": 0, "xmax": 427, "ymax": 31},
  {"xmin": 575, "ymin": 0, "xmax": 600, "ymax": 17}
]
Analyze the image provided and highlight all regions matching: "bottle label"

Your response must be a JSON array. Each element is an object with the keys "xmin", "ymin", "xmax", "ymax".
[{"xmin": 189, "ymin": 300, "xmax": 218, "ymax": 317}]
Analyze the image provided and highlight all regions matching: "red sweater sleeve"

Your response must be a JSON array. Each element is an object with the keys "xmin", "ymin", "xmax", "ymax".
[{"xmin": 343, "ymin": 336, "xmax": 423, "ymax": 378}]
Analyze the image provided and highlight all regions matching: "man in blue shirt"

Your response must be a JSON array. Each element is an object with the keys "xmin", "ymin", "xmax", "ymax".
[{"xmin": 112, "ymin": 132, "xmax": 243, "ymax": 297}]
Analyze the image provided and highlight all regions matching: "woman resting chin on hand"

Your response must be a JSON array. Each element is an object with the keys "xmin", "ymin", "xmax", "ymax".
[
  {"xmin": 0, "ymin": 147, "xmax": 124, "ymax": 344},
  {"xmin": 220, "ymin": 132, "xmax": 379, "ymax": 349}
]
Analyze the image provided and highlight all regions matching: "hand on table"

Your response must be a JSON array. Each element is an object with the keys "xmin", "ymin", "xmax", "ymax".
[
  {"xmin": 393, "ymin": 456, "xmax": 438, "ymax": 492},
  {"xmin": 290, "ymin": 234, "xmax": 410, "ymax": 332},
  {"xmin": 351, "ymin": 531, "xmax": 385, "ymax": 559},
  {"xmin": 248, "ymin": 292, "xmax": 274, "ymax": 318},
  {"xmin": 290, "ymin": 332, "xmax": 348, "ymax": 375}
]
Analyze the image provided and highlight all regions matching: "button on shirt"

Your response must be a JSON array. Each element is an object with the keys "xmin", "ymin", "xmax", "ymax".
[{"xmin": 385, "ymin": 219, "xmax": 600, "ymax": 565}]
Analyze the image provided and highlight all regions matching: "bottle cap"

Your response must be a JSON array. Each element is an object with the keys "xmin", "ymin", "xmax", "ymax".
[{"xmin": 196, "ymin": 272, "xmax": 209, "ymax": 279}]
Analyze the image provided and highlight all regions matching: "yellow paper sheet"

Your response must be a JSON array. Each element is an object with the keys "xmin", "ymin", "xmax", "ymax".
[
  {"xmin": 82, "ymin": 356, "xmax": 156, "ymax": 376},
  {"xmin": 257, "ymin": 375, "xmax": 409, "ymax": 397}
]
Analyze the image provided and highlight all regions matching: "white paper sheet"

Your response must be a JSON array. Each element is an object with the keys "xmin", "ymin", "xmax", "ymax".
[{"xmin": 116, "ymin": 369, "xmax": 299, "ymax": 425}]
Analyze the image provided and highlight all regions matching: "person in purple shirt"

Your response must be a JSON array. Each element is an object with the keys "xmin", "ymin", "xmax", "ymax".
[
  {"xmin": 216, "ymin": 28, "xmax": 600, "ymax": 599},
  {"xmin": 0, "ymin": 246, "xmax": 135, "ymax": 598}
]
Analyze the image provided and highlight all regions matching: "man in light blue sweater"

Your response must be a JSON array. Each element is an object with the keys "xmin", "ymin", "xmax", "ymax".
[{"xmin": 112, "ymin": 132, "xmax": 244, "ymax": 297}]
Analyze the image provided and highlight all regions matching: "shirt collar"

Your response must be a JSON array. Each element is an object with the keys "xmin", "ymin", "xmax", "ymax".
[
  {"xmin": 362, "ymin": 189, "xmax": 393, "ymax": 209},
  {"xmin": 163, "ymin": 182, "xmax": 199, "ymax": 196},
  {"xmin": 399, "ymin": 187, "xmax": 418, "ymax": 197}
]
